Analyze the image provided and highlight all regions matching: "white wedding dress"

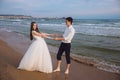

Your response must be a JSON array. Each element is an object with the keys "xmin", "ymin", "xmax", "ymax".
[{"xmin": 18, "ymin": 31, "xmax": 53, "ymax": 73}]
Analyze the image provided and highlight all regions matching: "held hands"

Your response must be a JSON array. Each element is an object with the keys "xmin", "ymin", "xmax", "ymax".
[
  {"xmin": 41, "ymin": 32, "xmax": 61, "ymax": 41},
  {"xmin": 41, "ymin": 33, "xmax": 54, "ymax": 39},
  {"xmin": 53, "ymin": 37, "xmax": 59, "ymax": 41},
  {"xmin": 51, "ymin": 34, "xmax": 62, "ymax": 41}
]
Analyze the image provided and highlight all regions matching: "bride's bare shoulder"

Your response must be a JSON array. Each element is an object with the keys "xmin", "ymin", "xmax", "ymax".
[
  {"xmin": 32, "ymin": 31, "xmax": 41, "ymax": 36},
  {"xmin": 32, "ymin": 30, "xmax": 37, "ymax": 35}
]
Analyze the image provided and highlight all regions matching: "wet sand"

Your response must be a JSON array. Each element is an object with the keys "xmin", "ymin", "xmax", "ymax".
[{"xmin": 0, "ymin": 30, "xmax": 120, "ymax": 80}]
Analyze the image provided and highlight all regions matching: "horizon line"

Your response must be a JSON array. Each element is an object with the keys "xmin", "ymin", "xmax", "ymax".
[{"xmin": 0, "ymin": 14, "xmax": 120, "ymax": 19}]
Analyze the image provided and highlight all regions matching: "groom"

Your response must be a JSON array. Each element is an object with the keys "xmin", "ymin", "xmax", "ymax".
[{"xmin": 53, "ymin": 17, "xmax": 75, "ymax": 74}]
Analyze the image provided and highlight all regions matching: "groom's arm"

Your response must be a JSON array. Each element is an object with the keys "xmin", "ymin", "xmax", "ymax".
[
  {"xmin": 54, "ymin": 37, "xmax": 64, "ymax": 41},
  {"xmin": 43, "ymin": 33, "xmax": 60, "ymax": 36},
  {"xmin": 52, "ymin": 34, "xmax": 62, "ymax": 37},
  {"xmin": 54, "ymin": 29, "xmax": 74, "ymax": 41},
  {"xmin": 43, "ymin": 33, "xmax": 53, "ymax": 36}
]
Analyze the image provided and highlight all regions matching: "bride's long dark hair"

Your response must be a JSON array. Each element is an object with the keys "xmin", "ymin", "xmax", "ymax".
[{"xmin": 30, "ymin": 22, "xmax": 40, "ymax": 40}]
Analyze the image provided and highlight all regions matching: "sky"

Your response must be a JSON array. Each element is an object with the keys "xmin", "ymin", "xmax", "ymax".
[{"xmin": 0, "ymin": 0, "xmax": 120, "ymax": 19}]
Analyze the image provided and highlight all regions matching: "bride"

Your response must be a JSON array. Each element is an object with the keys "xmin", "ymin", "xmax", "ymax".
[{"xmin": 18, "ymin": 22, "xmax": 53, "ymax": 73}]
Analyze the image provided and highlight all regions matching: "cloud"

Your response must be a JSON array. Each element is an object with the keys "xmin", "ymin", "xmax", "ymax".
[{"xmin": 0, "ymin": 0, "xmax": 120, "ymax": 18}]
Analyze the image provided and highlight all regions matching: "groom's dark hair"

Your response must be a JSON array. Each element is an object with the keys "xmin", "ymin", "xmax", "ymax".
[{"xmin": 66, "ymin": 17, "xmax": 73, "ymax": 24}]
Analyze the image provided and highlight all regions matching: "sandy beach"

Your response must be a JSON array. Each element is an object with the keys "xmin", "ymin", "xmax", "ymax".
[{"xmin": 0, "ymin": 30, "xmax": 120, "ymax": 80}]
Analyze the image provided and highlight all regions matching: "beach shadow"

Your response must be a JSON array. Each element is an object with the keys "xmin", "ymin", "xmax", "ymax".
[{"xmin": 53, "ymin": 72, "xmax": 69, "ymax": 80}]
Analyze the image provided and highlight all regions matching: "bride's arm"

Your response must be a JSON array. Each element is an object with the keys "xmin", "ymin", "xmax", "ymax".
[
  {"xmin": 43, "ymin": 33, "xmax": 62, "ymax": 37},
  {"xmin": 32, "ymin": 31, "xmax": 46, "ymax": 38},
  {"xmin": 43, "ymin": 33, "xmax": 54, "ymax": 36}
]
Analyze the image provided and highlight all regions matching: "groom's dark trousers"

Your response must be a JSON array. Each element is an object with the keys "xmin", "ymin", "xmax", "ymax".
[{"xmin": 57, "ymin": 42, "xmax": 71, "ymax": 64}]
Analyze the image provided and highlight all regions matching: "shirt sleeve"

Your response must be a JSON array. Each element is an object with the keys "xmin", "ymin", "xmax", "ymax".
[{"xmin": 63, "ymin": 29, "xmax": 75, "ymax": 41}]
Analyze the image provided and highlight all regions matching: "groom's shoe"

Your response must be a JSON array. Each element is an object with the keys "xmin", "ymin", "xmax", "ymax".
[{"xmin": 53, "ymin": 69, "xmax": 60, "ymax": 72}]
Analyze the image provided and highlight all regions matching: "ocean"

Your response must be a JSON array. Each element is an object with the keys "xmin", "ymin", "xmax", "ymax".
[{"xmin": 0, "ymin": 18, "xmax": 120, "ymax": 73}]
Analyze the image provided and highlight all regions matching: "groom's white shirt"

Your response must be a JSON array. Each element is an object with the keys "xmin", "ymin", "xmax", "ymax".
[{"xmin": 62, "ymin": 25, "xmax": 75, "ymax": 43}]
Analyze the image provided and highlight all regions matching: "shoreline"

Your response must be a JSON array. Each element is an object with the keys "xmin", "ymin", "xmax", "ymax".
[
  {"xmin": 0, "ymin": 29, "xmax": 120, "ymax": 74},
  {"xmin": 0, "ymin": 30, "xmax": 120, "ymax": 80}
]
